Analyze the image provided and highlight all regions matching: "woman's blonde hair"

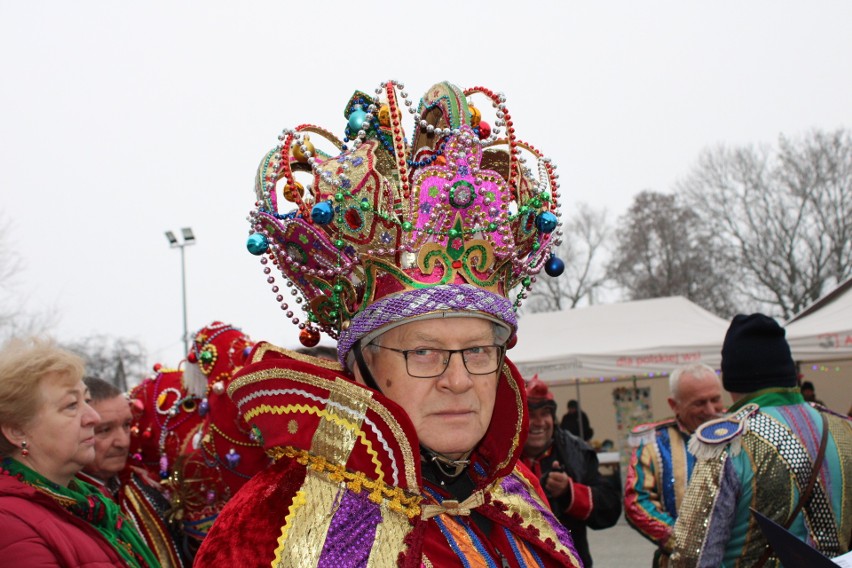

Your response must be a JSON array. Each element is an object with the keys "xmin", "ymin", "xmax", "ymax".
[{"xmin": 0, "ymin": 337, "xmax": 85, "ymax": 456}]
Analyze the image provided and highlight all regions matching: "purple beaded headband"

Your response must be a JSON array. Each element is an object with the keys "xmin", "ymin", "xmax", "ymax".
[
  {"xmin": 337, "ymin": 284, "xmax": 515, "ymax": 365},
  {"xmin": 244, "ymin": 81, "xmax": 565, "ymax": 360}
]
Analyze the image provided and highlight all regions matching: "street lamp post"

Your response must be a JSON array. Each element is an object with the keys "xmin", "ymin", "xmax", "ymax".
[{"xmin": 165, "ymin": 228, "xmax": 196, "ymax": 355}]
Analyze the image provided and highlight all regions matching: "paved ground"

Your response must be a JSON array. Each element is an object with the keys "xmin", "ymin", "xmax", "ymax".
[{"xmin": 587, "ymin": 516, "xmax": 658, "ymax": 567}]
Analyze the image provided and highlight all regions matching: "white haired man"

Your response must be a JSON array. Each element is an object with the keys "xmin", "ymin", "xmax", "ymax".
[{"xmin": 624, "ymin": 363, "xmax": 725, "ymax": 567}]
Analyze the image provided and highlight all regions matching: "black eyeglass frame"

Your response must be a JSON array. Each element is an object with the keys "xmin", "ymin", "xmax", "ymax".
[{"xmin": 370, "ymin": 344, "xmax": 507, "ymax": 378}]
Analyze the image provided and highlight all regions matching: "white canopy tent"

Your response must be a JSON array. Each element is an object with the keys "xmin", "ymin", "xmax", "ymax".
[
  {"xmin": 784, "ymin": 278, "xmax": 852, "ymax": 415},
  {"xmin": 510, "ymin": 296, "xmax": 731, "ymax": 384},
  {"xmin": 784, "ymin": 277, "xmax": 852, "ymax": 363}
]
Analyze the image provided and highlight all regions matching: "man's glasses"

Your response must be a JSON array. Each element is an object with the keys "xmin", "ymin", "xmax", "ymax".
[{"xmin": 371, "ymin": 344, "xmax": 506, "ymax": 378}]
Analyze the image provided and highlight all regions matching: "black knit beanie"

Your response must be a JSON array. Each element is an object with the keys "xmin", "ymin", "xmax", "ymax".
[{"xmin": 721, "ymin": 313, "xmax": 797, "ymax": 393}]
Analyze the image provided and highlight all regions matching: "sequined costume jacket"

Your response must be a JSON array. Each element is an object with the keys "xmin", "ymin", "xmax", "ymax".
[
  {"xmin": 194, "ymin": 343, "xmax": 583, "ymax": 567},
  {"xmin": 624, "ymin": 418, "xmax": 695, "ymax": 561},
  {"xmin": 520, "ymin": 427, "xmax": 621, "ymax": 567},
  {"xmin": 670, "ymin": 389, "xmax": 852, "ymax": 567}
]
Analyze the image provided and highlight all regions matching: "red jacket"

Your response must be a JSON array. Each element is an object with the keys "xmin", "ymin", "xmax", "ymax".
[{"xmin": 0, "ymin": 472, "xmax": 127, "ymax": 567}]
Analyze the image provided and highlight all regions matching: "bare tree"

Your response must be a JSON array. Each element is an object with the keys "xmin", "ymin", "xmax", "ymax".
[
  {"xmin": 0, "ymin": 219, "xmax": 23, "ymax": 332},
  {"xmin": 0, "ymin": 217, "xmax": 56, "ymax": 342},
  {"xmin": 678, "ymin": 128, "xmax": 852, "ymax": 319},
  {"xmin": 607, "ymin": 190, "xmax": 737, "ymax": 317},
  {"xmin": 64, "ymin": 335, "xmax": 148, "ymax": 391},
  {"xmin": 524, "ymin": 203, "xmax": 612, "ymax": 313}
]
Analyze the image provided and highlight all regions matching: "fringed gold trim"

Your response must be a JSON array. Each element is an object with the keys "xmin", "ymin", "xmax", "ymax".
[{"xmin": 267, "ymin": 446, "xmax": 421, "ymax": 519}]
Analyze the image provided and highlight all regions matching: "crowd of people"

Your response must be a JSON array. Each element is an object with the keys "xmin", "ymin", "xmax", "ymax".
[{"xmin": 1, "ymin": 80, "xmax": 850, "ymax": 567}]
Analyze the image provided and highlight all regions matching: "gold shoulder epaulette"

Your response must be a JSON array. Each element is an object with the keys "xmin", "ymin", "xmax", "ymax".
[{"xmin": 688, "ymin": 403, "xmax": 759, "ymax": 459}]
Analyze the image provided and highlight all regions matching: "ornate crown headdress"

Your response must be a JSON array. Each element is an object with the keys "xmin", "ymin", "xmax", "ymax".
[{"xmin": 245, "ymin": 81, "xmax": 565, "ymax": 361}]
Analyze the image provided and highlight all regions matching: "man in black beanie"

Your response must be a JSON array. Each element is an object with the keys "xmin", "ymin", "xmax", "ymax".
[{"xmin": 671, "ymin": 314, "xmax": 852, "ymax": 567}]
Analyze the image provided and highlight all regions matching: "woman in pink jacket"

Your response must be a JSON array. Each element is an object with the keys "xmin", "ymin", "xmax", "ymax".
[{"xmin": 0, "ymin": 337, "xmax": 158, "ymax": 567}]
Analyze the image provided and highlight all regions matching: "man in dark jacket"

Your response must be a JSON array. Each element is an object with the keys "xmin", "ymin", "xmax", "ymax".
[{"xmin": 522, "ymin": 377, "xmax": 622, "ymax": 567}]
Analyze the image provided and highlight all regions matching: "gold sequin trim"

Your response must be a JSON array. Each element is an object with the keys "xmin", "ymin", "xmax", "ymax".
[
  {"xmin": 490, "ymin": 470, "xmax": 581, "ymax": 565},
  {"xmin": 671, "ymin": 452, "xmax": 726, "ymax": 563},
  {"xmin": 827, "ymin": 413, "xmax": 852, "ymax": 549},
  {"xmin": 494, "ymin": 363, "xmax": 524, "ymax": 473},
  {"xmin": 247, "ymin": 342, "xmax": 343, "ymax": 371}
]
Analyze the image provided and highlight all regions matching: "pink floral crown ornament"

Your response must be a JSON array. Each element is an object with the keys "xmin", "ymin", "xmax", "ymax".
[{"xmin": 245, "ymin": 81, "xmax": 565, "ymax": 364}]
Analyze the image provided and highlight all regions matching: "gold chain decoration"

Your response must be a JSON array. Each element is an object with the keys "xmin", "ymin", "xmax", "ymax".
[
  {"xmin": 267, "ymin": 445, "xmax": 421, "ymax": 519},
  {"xmin": 209, "ymin": 423, "xmax": 259, "ymax": 447}
]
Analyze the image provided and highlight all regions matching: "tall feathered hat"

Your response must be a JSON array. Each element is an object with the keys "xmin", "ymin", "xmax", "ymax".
[{"xmin": 245, "ymin": 81, "xmax": 565, "ymax": 363}]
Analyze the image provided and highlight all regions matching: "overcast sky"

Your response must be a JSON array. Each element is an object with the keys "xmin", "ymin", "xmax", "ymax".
[{"xmin": 2, "ymin": 1, "xmax": 850, "ymax": 373}]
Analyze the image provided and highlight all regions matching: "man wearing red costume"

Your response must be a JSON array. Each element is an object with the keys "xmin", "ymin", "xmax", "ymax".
[{"xmin": 195, "ymin": 80, "xmax": 581, "ymax": 567}]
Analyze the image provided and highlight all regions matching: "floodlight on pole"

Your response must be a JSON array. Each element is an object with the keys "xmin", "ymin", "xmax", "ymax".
[{"xmin": 164, "ymin": 227, "xmax": 196, "ymax": 355}]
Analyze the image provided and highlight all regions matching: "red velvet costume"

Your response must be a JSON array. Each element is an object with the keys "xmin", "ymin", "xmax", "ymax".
[
  {"xmin": 130, "ymin": 322, "xmax": 271, "ymax": 551},
  {"xmin": 176, "ymin": 322, "xmax": 270, "ymax": 542},
  {"xmin": 195, "ymin": 344, "xmax": 582, "ymax": 567},
  {"xmin": 129, "ymin": 367, "xmax": 203, "ymax": 484}
]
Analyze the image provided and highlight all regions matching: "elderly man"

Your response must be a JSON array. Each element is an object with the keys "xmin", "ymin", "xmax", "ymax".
[
  {"xmin": 671, "ymin": 314, "xmax": 852, "ymax": 566},
  {"xmin": 624, "ymin": 363, "xmax": 725, "ymax": 567},
  {"xmin": 522, "ymin": 378, "xmax": 621, "ymax": 567},
  {"xmin": 194, "ymin": 80, "xmax": 583, "ymax": 566},
  {"xmin": 76, "ymin": 377, "xmax": 133, "ymax": 497},
  {"xmin": 80, "ymin": 376, "xmax": 189, "ymax": 567}
]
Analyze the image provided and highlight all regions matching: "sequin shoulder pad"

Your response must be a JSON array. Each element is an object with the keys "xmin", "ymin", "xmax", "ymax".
[{"xmin": 688, "ymin": 403, "xmax": 759, "ymax": 460}]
